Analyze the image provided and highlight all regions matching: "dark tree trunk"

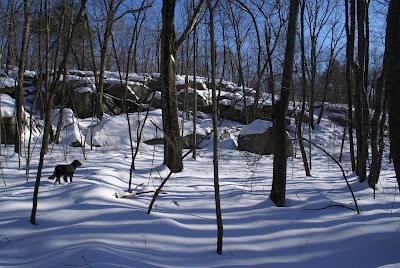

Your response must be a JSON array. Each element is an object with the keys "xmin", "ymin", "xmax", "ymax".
[
  {"xmin": 207, "ymin": 0, "xmax": 223, "ymax": 255},
  {"xmin": 344, "ymin": 0, "xmax": 356, "ymax": 172},
  {"xmin": 384, "ymin": 0, "xmax": 400, "ymax": 189},
  {"xmin": 159, "ymin": 0, "xmax": 206, "ymax": 172},
  {"xmin": 31, "ymin": 0, "xmax": 87, "ymax": 225},
  {"xmin": 298, "ymin": 0, "xmax": 311, "ymax": 177},
  {"xmin": 15, "ymin": 0, "xmax": 31, "ymax": 155},
  {"xmin": 368, "ymin": 76, "xmax": 385, "ymax": 189},
  {"xmin": 355, "ymin": 0, "xmax": 369, "ymax": 182},
  {"xmin": 192, "ymin": 10, "xmax": 198, "ymax": 160},
  {"xmin": 270, "ymin": 0, "xmax": 299, "ymax": 207},
  {"xmin": 160, "ymin": 0, "xmax": 183, "ymax": 173}
]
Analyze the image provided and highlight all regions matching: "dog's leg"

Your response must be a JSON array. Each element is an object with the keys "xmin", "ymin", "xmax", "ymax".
[
  {"xmin": 55, "ymin": 175, "xmax": 61, "ymax": 185},
  {"xmin": 63, "ymin": 175, "xmax": 68, "ymax": 183}
]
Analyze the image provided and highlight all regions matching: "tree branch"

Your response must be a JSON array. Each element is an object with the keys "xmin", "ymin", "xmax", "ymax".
[{"xmin": 174, "ymin": 0, "xmax": 207, "ymax": 53}]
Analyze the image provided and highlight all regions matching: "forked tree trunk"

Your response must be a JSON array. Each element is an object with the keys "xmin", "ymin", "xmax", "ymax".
[
  {"xmin": 160, "ymin": 0, "xmax": 206, "ymax": 172},
  {"xmin": 270, "ymin": 0, "xmax": 299, "ymax": 207}
]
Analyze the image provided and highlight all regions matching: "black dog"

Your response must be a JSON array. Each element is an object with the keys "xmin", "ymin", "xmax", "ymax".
[{"xmin": 48, "ymin": 160, "xmax": 82, "ymax": 184}]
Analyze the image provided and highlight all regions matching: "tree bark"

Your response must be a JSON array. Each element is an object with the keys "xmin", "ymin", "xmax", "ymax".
[
  {"xmin": 160, "ymin": 0, "xmax": 183, "ymax": 172},
  {"xmin": 355, "ymin": 0, "xmax": 369, "ymax": 182},
  {"xmin": 298, "ymin": 0, "xmax": 311, "ymax": 177},
  {"xmin": 160, "ymin": 0, "xmax": 206, "ymax": 172},
  {"xmin": 192, "ymin": 5, "xmax": 198, "ymax": 160},
  {"xmin": 270, "ymin": 0, "xmax": 299, "ymax": 207},
  {"xmin": 368, "ymin": 76, "xmax": 385, "ymax": 189},
  {"xmin": 384, "ymin": 0, "xmax": 400, "ymax": 189},
  {"xmin": 207, "ymin": 0, "xmax": 223, "ymax": 255},
  {"xmin": 15, "ymin": 0, "xmax": 31, "ymax": 155},
  {"xmin": 344, "ymin": 0, "xmax": 356, "ymax": 172},
  {"xmin": 31, "ymin": 0, "xmax": 87, "ymax": 225}
]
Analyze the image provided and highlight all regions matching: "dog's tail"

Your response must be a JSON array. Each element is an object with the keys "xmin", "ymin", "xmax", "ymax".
[{"xmin": 48, "ymin": 173, "xmax": 55, "ymax": 180}]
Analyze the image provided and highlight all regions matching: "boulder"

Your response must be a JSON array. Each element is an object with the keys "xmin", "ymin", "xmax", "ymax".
[
  {"xmin": 104, "ymin": 82, "xmax": 152, "ymax": 103},
  {"xmin": 144, "ymin": 133, "xmax": 206, "ymax": 149},
  {"xmin": 70, "ymin": 87, "xmax": 96, "ymax": 118},
  {"xmin": 104, "ymin": 83, "xmax": 139, "ymax": 104},
  {"xmin": 327, "ymin": 113, "xmax": 347, "ymax": 127},
  {"xmin": 177, "ymin": 89, "xmax": 211, "ymax": 113},
  {"xmin": 1, "ymin": 94, "xmax": 27, "ymax": 144},
  {"xmin": 238, "ymin": 119, "xmax": 293, "ymax": 157},
  {"xmin": 51, "ymin": 108, "xmax": 84, "ymax": 147},
  {"xmin": 0, "ymin": 116, "xmax": 17, "ymax": 144}
]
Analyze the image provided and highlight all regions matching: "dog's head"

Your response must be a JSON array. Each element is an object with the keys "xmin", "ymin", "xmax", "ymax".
[{"xmin": 72, "ymin": 160, "xmax": 82, "ymax": 167}]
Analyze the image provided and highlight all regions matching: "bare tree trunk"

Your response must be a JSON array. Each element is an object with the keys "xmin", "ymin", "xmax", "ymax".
[
  {"xmin": 234, "ymin": 0, "xmax": 262, "ymax": 121},
  {"xmin": 15, "ymin": 0, "xmax": 31, "ymax": 156},
  {"xmin": 207, "ymin": 0, "xmax": 223, "ymax": 255},
  {"xmin": 317, "ymin": 20, "xmax": 342, "ymax": 125},
  {"xmin": 384, "ymin": 0, "xmax": 400, "ymax": 189},
  {"xmin": 160, "ymin": 0, "xmax": 183, "ymax": 173},
  {"xmin": 354, "ymin": 0, "xmax": 369, "ymax": 181},
  {"xmin": 84, "ymin": 7, "xmax": 99, "ymax": 85},
  {"xmin": 270, "ymin": 0, "xmax": 299, "ymax": 207},
  {"xmin": 31, "ymin": 0, "xmax": 87, "ymax": 225},
  {"xmin": 95, "ymin": 5, "xmax": 114, "ymax": 120},
  {"xmin": 368, "ymin": 76, "xmax": 384, "ymax": 188},
  {"xmin": 160, "ymin": 0, "xmax": 206, "ymax": 172},
  {"xmin": 192, "ymin": 6, "xmax": 198, "ymax": 160},
  {"xmin": 345, "ymin": 0, "xmax": 356, "ymax": 172},
  {"xmin": 298, "ymin": 0, "xmax": 311, "ymax": 176}
]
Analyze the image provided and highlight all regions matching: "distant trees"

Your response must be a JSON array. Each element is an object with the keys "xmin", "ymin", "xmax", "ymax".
[{"xmin": 0, "ymin": 0, "xmax": 395, "ymax": 215}]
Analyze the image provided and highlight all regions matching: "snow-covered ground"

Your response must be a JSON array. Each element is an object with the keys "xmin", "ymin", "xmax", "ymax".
[{"xmin": 0, "ymin": 108, "xmax": 399, "ymax": 268}]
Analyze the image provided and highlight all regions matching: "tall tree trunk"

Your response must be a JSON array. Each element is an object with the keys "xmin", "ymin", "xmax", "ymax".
[
  {"xmin": 355, "ymin": 0, "xmax": 369, "ymax": 181},
  {"xmin": 160, "ymin": 0, "xmax": 206, "ymax": 172},
  {"xmin": 345, "ymin": 0, "xmax": 356, "ymax": 172},
  {"xmin": 309, "ymin": 34, "xmax": 316, "ymax": 130},
  {"xmin": 298, "ymin": 0, "xmax": 311, "ymax": 177},
  {"xmin": 235, "ymin": 0, "xmax": 262, "ymax": 121},
  {"xmin": 368, "ymin": 76, "xmax": 385, "ymax": 188},
  {"xmin": 270, "ymin": 0, "xmax": 299, "ymax": 207},
  {"xmin": 160, "ymin": 0, "xmax": 183, "ymax": 172},
  {"xmin": 207, "ymin": 0, "xmax": 223, "ymax": 255},
  {"xmin": 192, "ymin": 7, "xmax": 198, "ymax": 160},
  {"xmin": 96, "ymin": 12, "xmax": 114, "ymax": 120},
  {"xmin": 15, "ymin": 0, "xmax": 31, "ymax": 155},
  {"xmin": 384, "ymin": 0, "xmax": 400, "ymax": 189},
  {"xmin": 31, "ymin": 0, "xmax": 87, "ymax": 225}
]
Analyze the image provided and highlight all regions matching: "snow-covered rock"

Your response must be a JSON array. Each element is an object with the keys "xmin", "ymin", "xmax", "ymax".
[{"xmin": 238, "ymin": 119, "xmax": 293, "ymax": 156}]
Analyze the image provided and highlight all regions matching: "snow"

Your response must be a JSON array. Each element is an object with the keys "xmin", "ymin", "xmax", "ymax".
[
  {"xmin": 88, "ymin": 109, "xmax": 206, "ymax": 147},
  {"xmin": 1, "ymin": 94, "xmax": 17, "ymax": 117},
  {"xmin": 0, "ymin": 76, "xmax": 17, "ymax": 88},
  {"xmin": 0, "ymin": 103, "xmax": 400, "ymax": 268},
  {"xmin": 239, "ymin": 119, "xmax": 273, "ymax": 135}
]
